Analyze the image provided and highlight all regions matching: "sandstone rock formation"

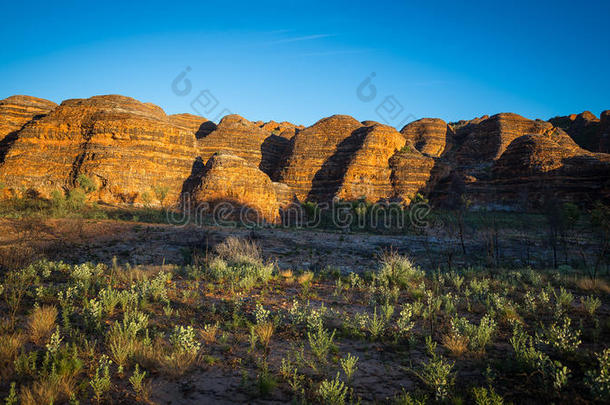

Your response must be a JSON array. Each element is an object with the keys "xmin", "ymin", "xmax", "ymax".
[
  {"xmin": 0, "ymin": 95, "xmax": 57, "ymax": 162},
  {"xmin": 451, "ymin": 113, "xmax": 556, "ymax": 163},
  {"xmin": 280, "ymin": 117, "xmax": 438, "ymax": 204},
  {"xmin": 197, "ymin": 114, "xmax": 292, "ymax": 177},
  {"xmin": 400, "ymin": 118, "xmax": 453, "ymax": 158},
  {"xmin": 0, "ymin": 95, "xmax": 204, "ymax": 204},
  {"xmin": 189, "ymin": 152, "xmax": 281, "ymax": 223},
  {"xmin": 278, "ymin": 115, "xmax": 365, "ymax": 201},
  {"xmin": 549, "ymin": 111, "xmax": 602, "ymax": 152},
  {"xmin": 431, "ymin": 113, "xmax": 604, "ymax": 208},
  {"xmin": 336, "ymin": 124, "xmax": 407, "ymax": 202},
  {"xmin": 389, "ymin": 150, "xmax": 439, "ymax": 203},
  {"xmin": 169, "ymin": 113, "xmax": 215, "ymax": 137},
  {"xmin": 0, "ymin": 93, "xmax": 608, "ymax": 218},
  {"xmin": 255, "ymin": 120, "xmax": 304, "ymax": 135},
  {"xmin": 198, "ymin": 115, "xmax": 266, "ymax": 166},
  {"xmin": 492, "ymin": 131, "xmax": 610, "ymax": 205}
]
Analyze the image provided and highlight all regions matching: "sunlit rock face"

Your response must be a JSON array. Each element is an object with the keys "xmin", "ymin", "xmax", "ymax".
[
  {"xmin": 0, "ymin": 95, "xmax": 58, "ymax": 164},
  {"xmin": 0, "ymin": 94, "xmax": 608, "ymax": 213},
  {"xmin": 0, "ymin": 95, "xmax": 205, "ymax": 204},
  {"xmin": 277, "ymin": 114, "xmax": 365, "ymax": 202},
  {"xmin": 401, "ymin": 118, "xmax": 453, "ymax": 158}
]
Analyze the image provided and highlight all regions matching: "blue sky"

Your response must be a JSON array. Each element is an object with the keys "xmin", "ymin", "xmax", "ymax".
[{"xmin": 1, "ymin": 0, "xmax": 608, "ymax": 126}]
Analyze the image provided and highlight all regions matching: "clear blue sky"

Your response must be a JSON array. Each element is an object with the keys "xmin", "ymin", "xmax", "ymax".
[{"xmin": 1, "ymin": 0, "xmax": 608, "ymax": 126}]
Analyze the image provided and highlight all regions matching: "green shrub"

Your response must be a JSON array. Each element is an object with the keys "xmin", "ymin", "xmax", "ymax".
[
  {"xmin": 308, "ymin": 327, "xmax": 336, "ymax": 365},
  {"xmin": 586, "ymin": 348, "xmax": 610, "ymax": 400},
  {"xmin": 90, "ymin": 354, "xmax": 112, "ymax": 403},
  {"xmin": 415, "ymin": 354, "xmax": 455, "ymax": 400},
  {"xmin": 580, "ymin": 295, "xmax": 601, "ymax": 316},
  {"xmin": 541, "ymin": 316, "xmax": 581, "ymax": 353},
  {"xmin": 340, "ymin": 353, "xmax": 358, "ymax": 382},
  {"xmin": 318, "ymin": 373, "xmax": 348, "ymax": 405},
  {"xmin": 170, "ymin": 325, "xmax": 201, "ymax": 355},
  {"xmin": 399, "ymin": 144, "xmax": 414, "ymax": 154},
  {"xmin": 77, "ymin": 174, "xmax": 97, "ymax": 194},
  {"xmin": 378, "ymin": 250, "xmax": 424, "ymax": 289},
  {"xmin": 450, "ymin": 314, "xmax": 496, "ymax": 352},
  {"xmin": 472, "ymin": 386, "xmax": 504, "ymax": 405}
]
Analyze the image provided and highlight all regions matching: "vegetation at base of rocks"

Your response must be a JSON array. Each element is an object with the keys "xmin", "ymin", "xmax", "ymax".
[
  {"xmin": 0, "ymin": 236, "xmax": 608, "ymax": 404},
  {"xmin": 0, "ymin": 192, "xmax": 171, "ymax": 223}
]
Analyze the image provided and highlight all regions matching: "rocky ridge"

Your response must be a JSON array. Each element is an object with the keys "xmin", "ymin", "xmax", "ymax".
[{"xmin": 0, "ymin": 94, "xmax": 608, "ymax": 221}]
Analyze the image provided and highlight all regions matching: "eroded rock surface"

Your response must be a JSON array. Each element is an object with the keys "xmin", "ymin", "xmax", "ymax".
[
  {"xmin": 0, "ymin": 95, "xmax": 57, "ymax": 162},
  {"xmin": 0, "ymin": 95, "xmax": 203, "ymax": 204},
  {"xmin": 492, "ymin": 131, "xmax": 610, "ymax": 205},
  {"xmin": 400, "ymin": 118, "xmax": 453, "ymax": 158},
  {"xmin": 337, "ymin": 124, "xmax": 407, "ymax": 202},
  {"xmin": 189, "ymin": 152, "xmax": 281, "ymax": 223},
  {"xmin": 278, "ymin": 115, "xmax": 365, "ymax": 201},
  {"xmin": 0, "ymin": 94, "xmax": 608, "ymax": 215},
  {"xmin": 549, "ymin": 111, "xmax": 603, "ymax": 152}
]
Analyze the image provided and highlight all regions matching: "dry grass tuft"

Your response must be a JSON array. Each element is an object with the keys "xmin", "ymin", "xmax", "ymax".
[
  {"xmin": 20, "ymin": 375, "xmax": 76, "ymax": 405},
  {"xmin": 200, "ymin": 324, "xmax": 219, "ymax": 344},
  {"xmin": 297, "ymin": 271, "xmax": 314, "ymax": 286},
  {"xmin": 575, "ymin": 277, "xmax": 610, "ymax": 294},
  {"xmin": 28, "ymin": 305, "xmax": 58, "ymax": 345},
  {"xmin": 215, "ymin": 236, "xmax": 262, "ymax": 266},
  {"xmin": 159, "ymin": 350, "xmax": 201, "ymax": 378},
  {"xmin": 254, "ymin": 322, "xmax": 274, "ymax": 352},
  {"xmin": 442, "ymin": 333, "xmax": 469, "ymax": 358},
  {"xmin": 0, "ymin": 333, "xmax": 25, "ymax": 380},
  {"xmin": 280, "ymin": 269, "xmax": 294, "ymax": 283}
]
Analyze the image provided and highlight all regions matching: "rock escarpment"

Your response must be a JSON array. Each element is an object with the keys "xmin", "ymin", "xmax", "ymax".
[
  {"xmin": 279, "ymin": 117, "xmax": 439, "ymax": 204},
  {"xmin": 198, "ymin": 115, "xmax": 267, "ymax": 169},
  {"xmin": 336, "ymin": 123, "xmax": 406, "ymax": 202},
  {"xmin": 197, "ymin": 115, "xmax": 293, "ymax": 178},
  {"xmin": 337, "ymin": 124, "xmax": 408, "ymax": 202},
  {"xmin": 451, "ymin": 113, "xmax": 555, "ymax": 163},
  {"xmin": 0, "ymin": 95, "xmax": 204, "ymax": 204}
]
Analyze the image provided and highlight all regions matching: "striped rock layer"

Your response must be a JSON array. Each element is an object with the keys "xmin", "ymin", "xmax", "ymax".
[{"xmin": 0, "ymin": 94, "xmax": 608, "ymax": 221}]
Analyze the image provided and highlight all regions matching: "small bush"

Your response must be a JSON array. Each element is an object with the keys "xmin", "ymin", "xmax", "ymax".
[
  {"xmin": 541, "ymin": 316, "xmax": 581, "ymax": 353},
  {"xmin": 340, "ymin": 353, "xmax": 358, "ymax": 382},
  {"xmin": 586, "ymin": 348, "xmax": 610, "ymax": 400},
  {"xmin": 318, "ymin": 373, "xmax": 348, "ymax": 405},
  {"xmin": 450, "ymin": 314, "xmax": 496, "ymax": 353},
  {"xmin": 378, "ymin": 250, "xmax": 424, "ymax": 289},
  {"xmin": 77, "ymin": 174, "xmax": 97, "ymax": 194},
  {"xmin": 308, "ymin": 327, "xmax": 336, "ymax": 365},
  {"xmin": 415, "ymin": 354, "xmax": 455, "ymax": 401},
  {"xmin": 472, "ymin": 386, "xmax": 504, "ymax": 405}
]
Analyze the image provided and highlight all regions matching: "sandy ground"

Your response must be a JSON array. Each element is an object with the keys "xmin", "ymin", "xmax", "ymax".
[{"xmin": 0, "ymin": 216, "xmax": 597, "ymax": 273}]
